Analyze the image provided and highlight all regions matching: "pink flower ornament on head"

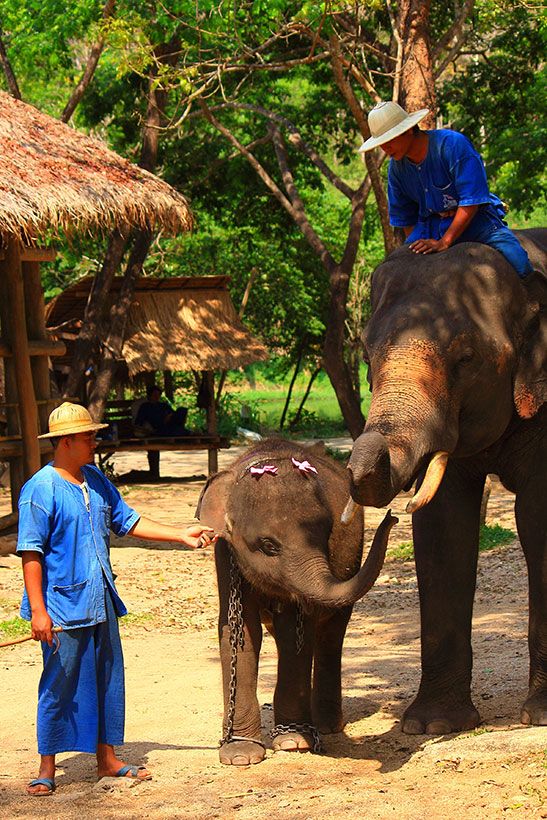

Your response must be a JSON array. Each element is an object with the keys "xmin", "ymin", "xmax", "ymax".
[
  {"xmin": 249, "ymin": 464, "xmax": 278, "ymax": 479},
  {"xmin": 291, "ymin": 457, "xmax": 318, "ymax": 475}
]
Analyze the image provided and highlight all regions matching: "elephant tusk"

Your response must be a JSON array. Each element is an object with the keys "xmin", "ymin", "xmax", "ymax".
[
  {"xmin": 341, "ymin": 497, "xmax": 362, "ymax": 525},
  {"xmin": 406, "ymin": 451, "xmax": 449, "ymax": 514}
]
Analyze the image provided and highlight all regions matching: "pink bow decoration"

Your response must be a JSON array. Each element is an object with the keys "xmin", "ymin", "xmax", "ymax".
[
  {"xmin": 249, "ymin": 464, "xmax": 278, "ymax": 478},
  {"xmin": 291, "ymin": 457, "xmax": 318, "ymax": 475}
]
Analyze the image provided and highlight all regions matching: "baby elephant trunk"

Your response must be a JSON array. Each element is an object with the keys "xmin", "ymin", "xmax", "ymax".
[{"xmin": 286, "ymin": 511, "xmax": 398, "ymax": 608}]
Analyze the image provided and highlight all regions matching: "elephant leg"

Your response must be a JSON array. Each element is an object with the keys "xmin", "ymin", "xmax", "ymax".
[
  {"xmin": 311, "ymin": 606, "xmax": 352, "ymax": 733},
  {"xmin": 271, "ymin": 604, "xmax": 315, "ymax": 752},
  {"xmin": 402, "ymin": 461, "xmax": 484, "ymax": 735},
  {"xmin": 215, "ymin": 539, "xmax": 265, "ymax": 765},
  {"xmin": 515, "ymin": 477, "xmax": 547, "ymax": 725}
]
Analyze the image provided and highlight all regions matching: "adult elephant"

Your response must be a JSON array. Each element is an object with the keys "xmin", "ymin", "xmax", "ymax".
[
  {"xmin": 197, "ymin": 439, "xmax": 397, "ymax": 765},
  {"xmin": 347, "ymin": 228, "xmax": 546, "ymax": 734}
]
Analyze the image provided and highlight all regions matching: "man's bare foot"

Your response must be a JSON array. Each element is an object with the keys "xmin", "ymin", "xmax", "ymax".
[
  {"xmin": 27, "ymin": 756, "xmax": 56, "ymax": 796},
  {"xmin": 96, "ymin": 743, "xmax": 151, "ymax": 780}
]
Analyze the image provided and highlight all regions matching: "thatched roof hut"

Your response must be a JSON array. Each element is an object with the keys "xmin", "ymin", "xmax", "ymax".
[
  {"xmin": 46, "ymin": 275, "xmax": 268, "ymax": 377},
  {"xmin": 0, "ymin": 91, "xmax": 192, "ymax": 241}
]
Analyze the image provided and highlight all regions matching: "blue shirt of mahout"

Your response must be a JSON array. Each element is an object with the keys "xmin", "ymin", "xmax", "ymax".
[
  {"xmin": 387, "ymin": 129, "xmax": 507, "ymax": 229},
  {"xmin": 16, "ymin": 463, "xmax": 140, "ymax": 628}
]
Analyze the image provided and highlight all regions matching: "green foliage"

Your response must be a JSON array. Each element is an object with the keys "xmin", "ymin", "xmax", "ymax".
[
  {"xmin": 0, "ymin": 617, "xmax": 29, "ymax": 639},
  {"xmin": 388, "ymin": 541, "xmax": 414, "ymax": 562},
  {"xmin": 438, "ymin": 3, "xmax": 547, "ymax": 216},
  {"xmin": 479, "ymin": 523, "xmax": 516, "ymax": 552}
]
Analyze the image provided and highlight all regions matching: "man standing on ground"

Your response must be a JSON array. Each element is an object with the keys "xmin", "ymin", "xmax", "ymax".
[{"xmin": 17, "ymin": 402, "xmax": 216, "ymax": 796}]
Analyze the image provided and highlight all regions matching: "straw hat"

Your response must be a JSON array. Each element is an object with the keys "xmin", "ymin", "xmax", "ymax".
[
  {"xmin": 38, "ymin": 402, "xmax": 109, "ymax": 439},
  {"xmin": 358, "ymin": 101, "xmax": 429, "ymax": 153}
]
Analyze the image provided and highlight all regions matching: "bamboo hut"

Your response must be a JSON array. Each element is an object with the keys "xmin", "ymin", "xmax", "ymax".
[
  {"xmin": 45, "ymin": 275, "xmax": 267, "ymax": 377},
  {"xmin": 45, "ymin": 275, "xmax": 268, "ymax": 475},
  {"xmin": 0, "ymin": 91, "xmax": 193, "ymax": 521}
]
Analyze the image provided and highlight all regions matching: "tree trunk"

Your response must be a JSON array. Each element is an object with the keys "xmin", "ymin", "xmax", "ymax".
[
  {"xmin": 63, "ymin": 229, "xmax": 129, "ymax": 400},
  {"xmin": 81, "ymin": 39, "xmax": 180, "ymax": 417},
  {"xmin": 87, "ymin": 231, "xmax": 153, "ymax": 420},
  {"xmin": 279, "ymin": 338, "xmax": 306, "ymax": 430},
  {"xmin": 398, "ymin": 0, "xmax": 436, "ymax": 123},
  {"xmin": 289, "ymin": 366, "xmax": 321, "ymax": 429}
]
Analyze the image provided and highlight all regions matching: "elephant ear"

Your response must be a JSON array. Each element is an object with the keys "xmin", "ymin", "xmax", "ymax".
[
  {"xmin": 513, "ymin": 309, "xmax": 547, "ymax": 419},
  {"xmin": 195, "ymin": 470, "xmax": 234, "ymax": 533}
]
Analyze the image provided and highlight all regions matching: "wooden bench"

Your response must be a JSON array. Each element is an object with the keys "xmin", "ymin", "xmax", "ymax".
[{"xmin": 96, "ymin": 399, "xmax": 229, "ymax": 476}]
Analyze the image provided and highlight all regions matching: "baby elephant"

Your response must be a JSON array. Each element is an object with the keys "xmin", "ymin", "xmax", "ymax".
[{"xmin": 197, "ymin": 439, "xmax": 397, "ymax": 765}]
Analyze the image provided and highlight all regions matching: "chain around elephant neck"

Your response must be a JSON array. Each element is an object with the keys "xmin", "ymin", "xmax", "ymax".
[{"xmin": 222, "ymin": 548, "xmax": 245, "ymax": 745}]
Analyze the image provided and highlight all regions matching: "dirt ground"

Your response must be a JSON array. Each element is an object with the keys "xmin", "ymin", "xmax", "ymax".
[{"xmin": 0, "ymin": 441, "xmax": 545, "ymax": 819}]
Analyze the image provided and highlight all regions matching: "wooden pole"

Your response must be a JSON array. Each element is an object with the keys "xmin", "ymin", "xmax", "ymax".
[
  {"xmin": 204, "ymin": 370, "xmax": 218, "ymax": 475},
  {"xmin": 23, "ymin": 260, "xmax": 51, "ymax": 437},
  {"xmin": 2, "ymin": 239, "xmax": 41, "ymax": 480},
  {"xmin": 0, "ymin": 260, "xmax": 24, "ymax": 511}
]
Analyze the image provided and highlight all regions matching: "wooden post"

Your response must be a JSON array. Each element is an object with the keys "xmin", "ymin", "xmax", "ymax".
[
  {"xmin": 0, "ymin": 267, "xmax": 24, "ymax": 511},
  {"xmin": 164, "ymin": 370, "xmax": 174, "ymax": 402},
  {"xmin": 204, "ymin": 370, "xmax": 218, "ymax": 475},
  {"xmin": 2, "ymin": 239, "xmax": 41, "ymax": 481},
  {"xmin": 23, "ymin": 260, "xmax": 51, "ymax": 438}
]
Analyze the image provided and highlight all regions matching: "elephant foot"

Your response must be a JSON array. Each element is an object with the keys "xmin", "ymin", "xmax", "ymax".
[
  {"xmin": 402, "ymin": 697, "xmax": 480, "ymax": 735},
  {"xmin": 219, "ymin": 737, "xmax": 266, "ymax": 766},
  {"xmin": 521, "ymin": 690, "xmax": 547, "ymax": 725},
  {"xmin": 314, "ymin": 713, "xmax": 345, "ymax": 734},
  {"xmin": 271, "ymin": 723, "xmax": 322, "ymax": 753}
]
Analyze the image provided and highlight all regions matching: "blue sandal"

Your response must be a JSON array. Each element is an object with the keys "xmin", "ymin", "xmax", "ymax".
[
  {"xmin": 27, "ymin": 777, "xmax": 55, "ymax": 796},
  {"xmin": 115, "ymin": 765, "xmax": 152, "ymax": 780}
]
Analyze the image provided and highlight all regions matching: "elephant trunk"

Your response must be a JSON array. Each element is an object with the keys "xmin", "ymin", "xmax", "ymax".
[{"xmin": 283, "ymin": 511, "xmax": 397, "ymax": 608}]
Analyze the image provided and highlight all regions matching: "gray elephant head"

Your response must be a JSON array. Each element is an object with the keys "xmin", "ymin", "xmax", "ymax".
[
  {"xmin": 197, "ymin": 439, "xmax": 397, "ymax": 608},
  {"xmin": 348, "ymin": 231, "xmax": 546, "ymax": 510}
]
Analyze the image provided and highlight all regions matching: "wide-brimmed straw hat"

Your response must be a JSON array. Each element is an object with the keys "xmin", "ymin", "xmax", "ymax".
[
  {"xmin": 358, "ymin": 101, "xmax": 429, "ymax": 152},
  {"xmin": 38, "ymin": 402, "xmax": 109, "ymax": 439}
]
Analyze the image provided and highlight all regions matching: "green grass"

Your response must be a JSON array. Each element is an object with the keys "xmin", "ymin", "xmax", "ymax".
[
  {"xmin": 225, "ymin": 368, "xmax": 371, "ymax": 437},
  {"xmin": 388, "ymin": 541, "xmax": 414, "ymax": 562},
  {"xmin": 386, "ymin": 524, "xmax": 516, "ymax": 563},
  {"xmin": 479, "ymin": 523, "xmax": 516, "ymax": 551},
  {"xmin": 0, "ymin": 617, "xmax": 29, "ymax": 639}
]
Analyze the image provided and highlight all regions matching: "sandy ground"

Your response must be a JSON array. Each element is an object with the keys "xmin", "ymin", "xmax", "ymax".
[{"xmin": 0, "ymin": 441, "xmax": 545, "ymax": 819}]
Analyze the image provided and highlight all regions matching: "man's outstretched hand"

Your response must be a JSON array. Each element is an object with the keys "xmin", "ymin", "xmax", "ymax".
[{"xmin": 183, "ymin": 525, "xmax": 218, "ymax": 549}]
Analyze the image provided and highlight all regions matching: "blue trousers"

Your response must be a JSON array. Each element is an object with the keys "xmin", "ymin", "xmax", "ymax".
[
  {"xmin": 37, "ymin": 586, "xmax": 125, "ymax": 755},
  {"xmin": 406, "ymin": 210, "xmax": 532, "ymax": 278}
]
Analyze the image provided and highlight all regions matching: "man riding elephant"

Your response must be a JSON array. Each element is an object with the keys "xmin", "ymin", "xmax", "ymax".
[{"xmin": 359, "ymin": 101, "xmax": 536, "ymax": 283}]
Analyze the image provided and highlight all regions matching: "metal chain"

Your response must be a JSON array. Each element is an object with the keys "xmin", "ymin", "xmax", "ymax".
[
  {"xmin": 295, "ymin": 602, "xmax": 305, "ymax": 655},
  {"xmin": 270, "ymin": 722, "xmax": 323, "ymax": 753},
  {"xmin": 221, "ymin": 548, "xmax": 245, "ymax": 746}
]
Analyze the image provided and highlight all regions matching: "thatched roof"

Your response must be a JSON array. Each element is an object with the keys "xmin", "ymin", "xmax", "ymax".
[
  {"xmin": 0, "ymin": 92, "xmax": 192, "ymax": 241},
  {"xmin": 46, "ymin": 275, "xmax": 268, "ymax": 375}
]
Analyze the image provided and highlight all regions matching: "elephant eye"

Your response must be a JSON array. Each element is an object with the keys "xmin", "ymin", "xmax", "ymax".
[
  {"xmin": 258, "ymin": 538, "xmax": 281, "ymax": 556},
  {"xmin": 457, "ymin": 349, "xmax": 475, "ymax": 366}
]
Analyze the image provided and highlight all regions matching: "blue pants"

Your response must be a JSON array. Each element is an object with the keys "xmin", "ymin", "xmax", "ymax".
[
  {"xmin": 37, "ymin": 587, "xmax": 125, "ymax": 755},
  {"xmin": 406, "ymin": 210, "xmax": 532, "ymax": 278}
]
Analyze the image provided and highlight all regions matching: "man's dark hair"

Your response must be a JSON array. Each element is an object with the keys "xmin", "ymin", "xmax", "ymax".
[
  {"xmin": 146, "ymin": 384, "xmax": 162, "ymax": 399},
  {"xmin": 413, "ymin": 124, "xmax": 422, "ymax": 134}
]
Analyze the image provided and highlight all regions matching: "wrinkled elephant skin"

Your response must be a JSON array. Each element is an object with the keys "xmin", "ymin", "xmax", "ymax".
[
  {"xmin": 197, "ymin": 438, "xmax": 397, "ymax": 764},
  {"xmin": 349, "ymin": 228, "xmax": 547, "ymax": 733}
]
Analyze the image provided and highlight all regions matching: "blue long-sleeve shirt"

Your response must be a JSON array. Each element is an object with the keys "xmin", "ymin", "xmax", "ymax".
[
  {"xmin": 17, "ymin": 463, "xmax": 140, "ymax": 628},
  {"xmin": 387, "ymin": 129, "xmax": 506, "ymax": 228}
]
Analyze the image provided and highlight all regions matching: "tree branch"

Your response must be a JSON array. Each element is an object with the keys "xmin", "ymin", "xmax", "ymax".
[
  {"xmin": 0, "ymin": 28, "xmax": 22, "ymax": 99},
  {"xmin": 206, "ymin": 101, "xmax": 357, "ymax": 199},
  {"xmin": 433, "ymin": 0, "xmax": 475, "ymax": 63},
  {"xmin": 60, "ymin": 0, "xmax": 116, "ymax": 123}
]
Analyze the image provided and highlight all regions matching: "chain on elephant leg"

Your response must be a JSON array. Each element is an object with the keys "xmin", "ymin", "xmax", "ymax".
[{"xmin": 219, "ymin": 550, "xmax": 266, "ymax": 765}]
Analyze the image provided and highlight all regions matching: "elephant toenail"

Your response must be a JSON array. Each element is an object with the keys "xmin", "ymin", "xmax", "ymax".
[
  {"xmin": 402, "ymin": 718, "xmax": 424, "ymax": 735},
  {"xmin": 426, "ymin": 720, "xmax": 452, "ymax": 734}
]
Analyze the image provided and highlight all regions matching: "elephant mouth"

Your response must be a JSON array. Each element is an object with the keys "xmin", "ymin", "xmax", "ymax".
[{"xmin": 346, "ymin": 449, "xmax": 449, "ymax": 518}]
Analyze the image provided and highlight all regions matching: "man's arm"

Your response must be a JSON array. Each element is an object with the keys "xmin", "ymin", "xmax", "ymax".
[
  {"xmin": 21, "ymin": 553, "xmax": 54, "ymax": 645},
  {"xmin": 409, "ymin": 205, "xmax": 478, "ymax": 254},
  {"xmin": 128, "ymin": 516, "xmax": 216, "ymax": 549}
]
